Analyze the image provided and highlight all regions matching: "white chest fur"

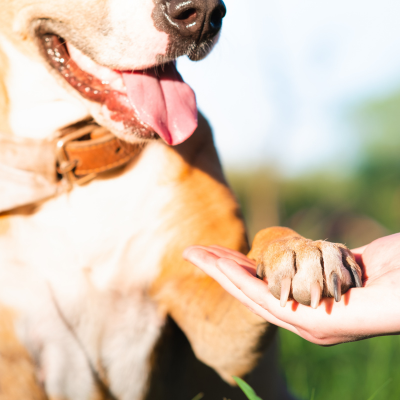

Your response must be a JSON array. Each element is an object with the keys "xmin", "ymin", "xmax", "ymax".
[{"xmin": 0, "ymin": 142, "xmax": 178, "ymax": 399}]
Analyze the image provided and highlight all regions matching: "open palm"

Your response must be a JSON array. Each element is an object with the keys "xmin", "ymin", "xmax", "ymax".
[{"xmin": 183, "ymin": 233, "xmax": 400, "ymax": 345}]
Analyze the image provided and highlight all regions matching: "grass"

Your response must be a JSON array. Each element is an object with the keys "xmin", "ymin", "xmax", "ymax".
[
  {"xmin": 233, "ymin": 377, "xmax": 263, "ymax": 400},
  {"xmin": 231, "ymin": 346, "xmax": 396, "ymax": 400},
  {"xmin": 367, "ymin": 379, "xmax": 393, "ymax": 400},
  {"xmin": 279, "ymin": 329, "xmax": 399, "ymax": 400}
]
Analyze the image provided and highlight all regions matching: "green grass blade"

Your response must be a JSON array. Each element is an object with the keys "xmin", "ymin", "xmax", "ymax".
[
  {"xmin": 367, "ymin": 378, "xmax": 392, "ymax": 400},
  {"xmin": 232, "ymin": 376, "xmax": 263, "ymax": 400},
  {"xmin": 191, "ymin": 394, "xmax": 204, "ymax": 400},
  {"xmin": 310, "ymin": 388, "xmax": 315, "ymax": 400}
]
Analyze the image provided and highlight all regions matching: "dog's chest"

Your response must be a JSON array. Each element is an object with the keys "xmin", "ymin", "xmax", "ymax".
[
  {"xmin": 0, "ymin": 142, "xmax": 176, "ymax": 286},
  {"xmin": 0, "ymin": 143, "xmax": 181, "ymax": 399}
]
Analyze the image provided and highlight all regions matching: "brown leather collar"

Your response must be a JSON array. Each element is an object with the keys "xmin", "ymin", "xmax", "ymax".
[
  {"xmin": 0, "ymin": 119, "xmax": 143, "ymax": 213},
  {"xmin": 57, "ymin": 121, "xmax": 143, "ymax": 188}
]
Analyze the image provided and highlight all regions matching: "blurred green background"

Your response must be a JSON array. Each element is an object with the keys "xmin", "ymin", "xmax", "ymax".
[{"xmin": 226, "ymin": 87, "xmax": 400, "ymax": 399}]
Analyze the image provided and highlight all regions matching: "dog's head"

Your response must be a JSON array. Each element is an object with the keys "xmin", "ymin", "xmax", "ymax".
[{"xmin": 2, "ymin": 0, "xmax": 225, "ymax": 145}]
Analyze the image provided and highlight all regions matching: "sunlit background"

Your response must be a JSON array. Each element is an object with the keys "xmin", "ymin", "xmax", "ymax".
[
  {"xmin": 180, "ymin": 0, "xmax": 400, "ymax": 174},
  {"xmin": 179, "ymin": 1, "xmax": 400, "ymax": 399}
]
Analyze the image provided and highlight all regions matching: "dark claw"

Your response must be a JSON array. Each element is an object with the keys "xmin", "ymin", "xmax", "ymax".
[
  {"xmin": 256, "ymin": 264, "xmax": 264, "ymax": 280},
  {"xmin": 351, "ymin": 266, "xmax": 362, "ymax": 288},
  {"xmin": 332, "ymin": 272, "xmax": 341, "ymax": 302}
]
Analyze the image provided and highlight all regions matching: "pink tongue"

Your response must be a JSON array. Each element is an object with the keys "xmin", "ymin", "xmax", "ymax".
[{"xmin": 122, "ymin": 63, "xmax": 198, "ymax": 145}]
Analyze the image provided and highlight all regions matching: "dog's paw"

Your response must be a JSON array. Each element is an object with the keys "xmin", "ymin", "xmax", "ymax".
[{"xmin": 256, "ymin": 237, "xmax": 362, "ymax": 308}]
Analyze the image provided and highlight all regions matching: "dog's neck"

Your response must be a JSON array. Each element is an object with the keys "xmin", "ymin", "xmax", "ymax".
[{"xmin": 0, "ymin": 34, "xmax": 89, "ymax": 139}]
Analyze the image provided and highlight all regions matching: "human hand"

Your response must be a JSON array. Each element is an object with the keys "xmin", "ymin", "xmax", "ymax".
[{"xmin": 183, "ymin": 233, "xmax": 400, "ymax": 345}]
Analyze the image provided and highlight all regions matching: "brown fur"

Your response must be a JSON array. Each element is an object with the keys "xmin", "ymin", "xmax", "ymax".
[
  {"xmin": 0, "ymin": 306, "xmax": 47, "ymax": 400},
  {"xmin": 0, "ymin": 1, "xmax": 359, "ymax": 397},
  {"xmin": 150, "ymin": 117, "xmax": 265, "ymax": 380},
  {"xmin": 145, "ymin": 117, "xmax": 292, "ymax": 398},
  {"xmin": 249, "ymin": 227, "xmax": 359, "ymax": 305},
  {"xmin": 0, "ymin": 107, "xmax": 354, "ymax": 399},
  {"xmin": 0, "ymin": 47, "xmax": 10, "ymax": 135},
  {"xmin": 0, "ymin": 216, "xmax": 10, "ymax": 235},
  {"xmin": 249, "ymin": 227, "xmax": 303, "ymax": 262}
]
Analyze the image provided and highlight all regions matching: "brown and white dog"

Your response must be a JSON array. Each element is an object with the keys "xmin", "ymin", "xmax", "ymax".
[{"xmin": 0, "ymin": 0, "xmax": 362, "ymax": 399}]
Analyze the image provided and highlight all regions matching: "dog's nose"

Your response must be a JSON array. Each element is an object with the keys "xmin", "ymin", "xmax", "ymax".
[{"xmin": 165, "ymin": 0, "xmax": 226, "ymax": 38}]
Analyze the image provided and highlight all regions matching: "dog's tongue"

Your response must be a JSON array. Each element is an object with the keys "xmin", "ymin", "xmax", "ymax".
[{"xmin": 122, "ymin": 63, "xmax": 197, "ymax": 145}]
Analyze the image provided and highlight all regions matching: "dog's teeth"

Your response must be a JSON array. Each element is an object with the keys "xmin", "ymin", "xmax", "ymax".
[
  {"xmin": 332, "ymin": 272, "xmax": 341, "ymax": 302},
  {"xmin": 109, "ymin": 76, "xmax": 126, "ymax": 92},
  {"xmin": 280, "ymin": 277, "xmax": 291, "ymax": 308}
]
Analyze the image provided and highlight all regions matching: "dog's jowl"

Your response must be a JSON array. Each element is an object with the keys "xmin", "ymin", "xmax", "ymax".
[{"xmin": 0, "ymin": 1, "xmax": 361, "ymax": 399}]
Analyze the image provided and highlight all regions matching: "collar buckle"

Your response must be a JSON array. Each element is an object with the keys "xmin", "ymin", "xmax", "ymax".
[{"xmin": 56, "ymin": 124, "xmax": 111, "ymax": 189}]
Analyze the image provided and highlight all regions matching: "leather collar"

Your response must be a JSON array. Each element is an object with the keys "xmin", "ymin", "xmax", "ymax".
[
  {"xmin": 0, "ymin": 119, "xmax": 143, "ymax": 213},
  {"xmin": 56, "ymin": 120, "xmax": 142, "ymax": 188}
]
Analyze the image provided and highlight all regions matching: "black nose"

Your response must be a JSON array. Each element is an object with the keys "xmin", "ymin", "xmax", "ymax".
[{"xmin": 165, "ymin": 0, "xmax": 226, "ymax": 39}]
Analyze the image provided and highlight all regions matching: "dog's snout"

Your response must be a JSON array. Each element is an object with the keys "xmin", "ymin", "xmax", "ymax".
[
  {"xmin": 153, "ymin": 0, "xmax": 226, "ymax": 61},
  {"xmin": 165, "ymin": 0, "xmax": 226, "ymax": 38}
]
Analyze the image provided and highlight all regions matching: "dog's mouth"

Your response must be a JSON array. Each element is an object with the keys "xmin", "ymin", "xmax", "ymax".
[{"xmin": 39, "ymin": 34, "xmax": 198, "ymax": 145}]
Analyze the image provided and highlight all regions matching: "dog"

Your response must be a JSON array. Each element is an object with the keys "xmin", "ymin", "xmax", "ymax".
[{"xmin": 0, "ymin": 0, "xmax": 362, "ymax": 398}]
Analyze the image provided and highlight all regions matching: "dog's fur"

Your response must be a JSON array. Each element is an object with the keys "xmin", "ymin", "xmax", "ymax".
[{"xmin": 0, "ymin": 1, "xmax": 359, "ymax": 399}]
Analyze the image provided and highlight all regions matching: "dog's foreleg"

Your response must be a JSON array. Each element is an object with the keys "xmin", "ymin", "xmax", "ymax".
[{"xmin": 151, "ymin": 254, "xmax": 273, "ymax": 384}]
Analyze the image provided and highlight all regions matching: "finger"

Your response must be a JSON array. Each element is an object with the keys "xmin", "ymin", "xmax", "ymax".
[
  {"xmin": 184, "ymin": 248, "xmax": 271, "ymax": 316},
  {"xmin": 217, "ymin": 257, "xmax": 333, "ymax": 329},
  {"xmin": 185, "ymin": 245, "xmax": 254, "ymax": 268},
  {"xmin": 351, "ymin": 245, "xmax": 368, "ymax": 256},
  {"xmin": 216, "ymin": 258, "xmax": 274, "ymax": 308},
  {"xmin": 216, "ymin": 258, "xmax": 376, "ymax": 344},
  {"xmin": 186, "ymin": 248, "xmax": 377, "ymax": 344},
  {"xmin": 183, "ymin": 247, "xmax": 219, "ymax": 268},
  {"xmin": 208, "ymin": 245, "xmax": 254, "ymax": 263},
  {"xmin": 218, "ymin": 256, "xmax": 397, "ymax": 344},
  {"xmin": 215, "ymin": 258, "xmax": 302, "ymax": 334},
  {"xmin": 188, "ymin": 255, "xmax": 300, "ymax": 331},
  {"xmin": 207, "ymin": 246, "xmax": 256, "ymax": 269}
]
